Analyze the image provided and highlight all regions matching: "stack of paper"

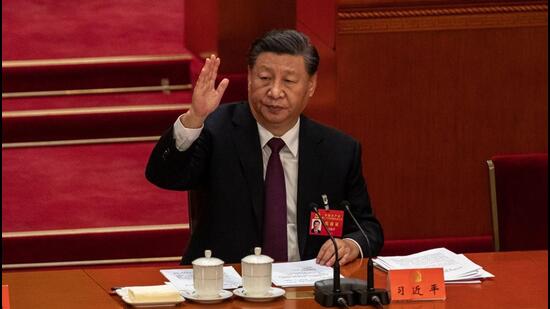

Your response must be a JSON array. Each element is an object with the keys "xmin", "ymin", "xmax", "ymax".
[
  {"xmin": 271, "ymin": 259, "xmax": 343, "ymax": 287},
  {"xmin": 160, "ymin": 266, "xmax": 242, "ymax": 291},
  {"xmin": 373, "ymin": 248, "xmax": 494, "ymax": 284}
]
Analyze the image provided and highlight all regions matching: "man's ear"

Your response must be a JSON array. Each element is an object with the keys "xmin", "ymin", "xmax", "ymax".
[
  {"xmin": 247, "ymin": 67, "xmax": 252, "ymax": 92},
  {"xmin": 308, "ymin": 73, "xmax": 318, "ymax": 97}
]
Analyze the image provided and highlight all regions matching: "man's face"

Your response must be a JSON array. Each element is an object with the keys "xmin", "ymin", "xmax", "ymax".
[{"xmin": 248, "ymin": 52, "xmax": 317, "ymax": 135}]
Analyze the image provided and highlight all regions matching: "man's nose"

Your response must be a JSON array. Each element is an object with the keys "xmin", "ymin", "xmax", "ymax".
[{"xmin": 268, "ymin": 80, "xmax": 285, "ymax": 98}]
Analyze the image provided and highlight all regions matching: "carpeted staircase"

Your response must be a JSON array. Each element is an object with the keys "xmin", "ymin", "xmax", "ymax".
[{"xmin": 2, "ymin": 0, "xmax": 247, "ymax": 268}]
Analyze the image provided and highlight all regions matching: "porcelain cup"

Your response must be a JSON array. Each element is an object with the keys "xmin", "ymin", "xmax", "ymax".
[
  {"xmin": 241, "ymin": 247, "xmax": 274, "ymax": 296},
  {"xmin": 192, "ymin": 250, "xmax": 224, "ymax": 298}
]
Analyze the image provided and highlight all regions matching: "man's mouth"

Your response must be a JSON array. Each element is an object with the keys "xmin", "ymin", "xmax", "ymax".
[{"xmin": 264, "ymin": 104, "xmax": 284, "ymax": 112}]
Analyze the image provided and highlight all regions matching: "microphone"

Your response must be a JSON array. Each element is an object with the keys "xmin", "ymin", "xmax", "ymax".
[
  {"xmin": 341, "ymin": 201, "xmax": 390, "ymax": 307},
  {"xmin": 310, "ymin": 203, "xmax": 355, "ymax": 307}
]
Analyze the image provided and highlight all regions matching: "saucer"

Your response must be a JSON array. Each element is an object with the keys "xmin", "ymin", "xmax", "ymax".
[
  {"xmin": 116, "ymin": 288, "xmax": 185, "ymax": 307},
  {"xmin": 181, "ymin": 289, "xmax": 233, "ymax": 304},
  {"xmin": 233, "ymin": 287, "xmax": 286, "ymax": 302}
]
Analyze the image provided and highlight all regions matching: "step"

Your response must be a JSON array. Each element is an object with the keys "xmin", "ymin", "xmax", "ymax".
[
  {"xmin": 2, "ymin": 73, "xmax": 248, "ymax": 144},
  {"xmin": 2, "ymin": 141, "xmax": 190, "ymax": 266},
  {"xmin": 2, "ymin": 226, "xmax": 190, "ymax": 267},
  {"xmin": 2, "ymin": 95, "xmax": 191, "ymax": 144},
  {"xmin": 2, "ymin": 54, "xmax": 194, "ymax": 96}
]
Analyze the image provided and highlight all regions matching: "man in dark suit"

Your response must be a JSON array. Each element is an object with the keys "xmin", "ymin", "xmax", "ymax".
[{"xmin": 146, "ymin": 29, "xmax": 383, "ymax": 266}]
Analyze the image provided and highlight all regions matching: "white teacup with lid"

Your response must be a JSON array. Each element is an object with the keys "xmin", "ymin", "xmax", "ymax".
[
  {"xmin": 192, "ymin": 250, "xmax": 224, "ymax": 298},
  {"xmin": 241, "ymin": 247, "xmax": 274, "ymax": 296}
]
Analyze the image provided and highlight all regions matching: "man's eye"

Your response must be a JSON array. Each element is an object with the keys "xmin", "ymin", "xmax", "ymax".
[
  {"xmin": 285, "ymin": 79, "xmax": 296, "ymax": 83},
  {"xmin": 259, "ymin": 76, "xmax": 270, "ymax": 80}
]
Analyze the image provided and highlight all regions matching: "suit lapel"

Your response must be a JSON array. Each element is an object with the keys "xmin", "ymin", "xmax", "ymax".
[
  {"xmin": 231, "ymin": 103, "xmax": 265, "ymax": 236},
  {"xmin": 297, "ymin": 116, "xmax": 325, "ymax": 257}
]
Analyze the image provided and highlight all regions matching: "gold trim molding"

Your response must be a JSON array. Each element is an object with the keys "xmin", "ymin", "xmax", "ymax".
[
  {"xmin": 3, "ymin": 224, "xmax": 189, "ymax": 238},
  {"xmin": 2, "ymin": 136, "xmax": 162, "ymax": 148},
  {"xmin": 2, "ymin": 84, "xmax": 192, "ymax": 99},
  {"xmin": 338, "ymin": 3, "xmax": 548, "ymax": 33},
  {"xmin": 2, "ymin": 103, "xmax": 190, "ymax": 118},
  {"xmin": 2, "ymin": 256, "xmax": 182, "ymax": 269},
  {"xmin": 338, "ymin": 3, "xmax": 548, "ymax": 19},
  {"xmin": 2, "ymin": 54, "xmax": 193, "ymax": 68}
]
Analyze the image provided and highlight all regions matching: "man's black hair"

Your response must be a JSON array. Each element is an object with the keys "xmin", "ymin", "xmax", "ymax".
[{"xmin": 247, "ymin": 29, "xmax": 319, "ymax": 75}]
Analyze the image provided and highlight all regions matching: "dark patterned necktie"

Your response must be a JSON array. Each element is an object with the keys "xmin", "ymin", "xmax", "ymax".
[{"xmin": 262, "ymin": 138, "xmax": 288, "ymax": 261}]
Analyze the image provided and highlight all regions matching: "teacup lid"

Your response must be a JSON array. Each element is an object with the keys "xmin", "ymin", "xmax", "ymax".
[
  {"xmin": 192, "ymin": 250, "xmax": 224, "ymax": 266},
  {"xmin": 241, "ymin": 247, "xmax": 274, "ymax": 264}
]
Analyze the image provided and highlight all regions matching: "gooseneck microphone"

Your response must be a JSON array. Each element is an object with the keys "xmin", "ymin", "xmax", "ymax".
[
  {"xmin": 310, "ymin": 203, "xmax": 355, "ymax": 307},
  {"xmin": 311, "ymin": 203, "xmax": 341, "ymax": 292},
  {"xmin": 341, "ymin": 201, "xmax": 390, "ymax": 307}
]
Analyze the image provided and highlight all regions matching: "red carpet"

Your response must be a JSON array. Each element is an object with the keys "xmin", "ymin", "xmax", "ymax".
[
  {"xmin": 2, "ymin": 101, "xmax": 190, "ymax": 143},
  {"xmin": 2, "ymin": 142, "xmax": 189, "ymax": 232},
  {"xmin": 2, "ymin": 0, "xmax": 195, "ymax": 101},
  {"xmin": 2, "ymin": 91, "xmax": 193, "ymax": 112},
  {"xmin": 2, "ymin": 0, "xmax": 186, "ymax": 60},
  {"xmin": 2, "ymin": 56, "xmax": 193, "ymax": 93},
  {"xmin": 2, "ymin": 229, "xmax": 190, "ymax": 265},
  {"xmin": 1, "ymin": 1, "xmax": 222, "ymax": 267},
  {"xmin": 2, "ymin": 142, "xmax": 193, "ymax": 265}
]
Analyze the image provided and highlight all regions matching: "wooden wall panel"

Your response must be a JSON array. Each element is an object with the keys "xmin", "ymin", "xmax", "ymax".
[
  {"xmin": 185, "ymin": 0, "xmax": 296, "ymax": 72},
  {"xmin": 184, "ymin": 0, "xmax": 218, "ymax": 58},
  {"xmin": 218, "ymin": 0, "xmax": 296, "ymax": 73},
  {"xmin": 335, "ymin": 1, "xmax": 548, "ymax": 240},
  {"xmin": 298, "ymin": 0, "xmax": 339, "ymax": 127}
]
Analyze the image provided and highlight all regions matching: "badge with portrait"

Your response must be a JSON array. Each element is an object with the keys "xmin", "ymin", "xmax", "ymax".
[{"xmin": 309, "ymin": 209, "xmax": 344, "ymax": 237}]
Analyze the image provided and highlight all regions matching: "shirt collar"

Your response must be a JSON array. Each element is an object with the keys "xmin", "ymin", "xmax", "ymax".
[{"xmin": 257, "ymin": 119, "xmax": 300, "ymax": 157}]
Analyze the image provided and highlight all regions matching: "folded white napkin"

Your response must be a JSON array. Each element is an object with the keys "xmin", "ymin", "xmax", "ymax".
[{"xmin": 127, "ymin": 285, "xmax": 181, "ymax": 302}]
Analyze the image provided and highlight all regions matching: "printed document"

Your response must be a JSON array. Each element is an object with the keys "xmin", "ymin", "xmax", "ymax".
[
  {"xmin": 271, "ymin": 258, "xmax": 343, "ymax": 287},
  {"xmin": 373, "ymin": 247, "xmax": 494, "ymax": 283},
  {"xmin": 161, "ymin": 266, "xmax": 242, "ymax": 291}
]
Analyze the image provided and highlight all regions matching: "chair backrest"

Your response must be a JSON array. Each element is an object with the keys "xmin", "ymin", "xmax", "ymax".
[{"xmin": 487, "ymin": 153, "xmax": 548, "ymax": 251}]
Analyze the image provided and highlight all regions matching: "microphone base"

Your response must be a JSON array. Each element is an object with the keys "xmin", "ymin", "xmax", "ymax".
[
  {"xmin": 314, "ymin": 279, "xmax": 391, "ymax": 306},
  {"xmin": 314, "ymin": 278, "xmax": 356, "ymax": 307},
  {"xmin": 353, "ymin": 287, "xmax": 391, "ymax": 305}
]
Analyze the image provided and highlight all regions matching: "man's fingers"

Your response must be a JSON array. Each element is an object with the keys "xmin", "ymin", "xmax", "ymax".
[
  {"xmin": 196, "ymin": 64, "xmax": 207, "ymax": 87},
  {"xmin": 326, "ymin": 243, "xmax": 348, "ymax": 267},
  {"xmin": 197, "ymin": 55, "xmax": 217, "ymax": 84},
  {"xmin": 205, "ymin": 55, "xmax": 217, "ymax": 86},
  {"xmin": 316, "ymin": 239, "xmax": 355, "ymax": 267},
  {"xmin": 316, "ymin": 240, "xmax": 334, "ymax": 265},
  {"xmin": 325, "ymin": 255, "xmax": 337, "ymax": 267},
  {"xmin": 321, "ymin": 244, "xmax": 347, "ymax": 267},
  {"xmin": 210, "ymin": 56, "xmax": 221, "ymax": 89},
  {"xmin": 317, "ymin": 239, "xmax": 342, "ymax": 266},
  {"xmin": 338, "ymin": 246, "xmax": 352, "ymax": 266},
  {"xmin": 196, "ymin": 57, "xmax": 212, "ymax": 88},
  {"xmin": 216, "ymin": 78, "xmax": 230, "ymax": 97}
]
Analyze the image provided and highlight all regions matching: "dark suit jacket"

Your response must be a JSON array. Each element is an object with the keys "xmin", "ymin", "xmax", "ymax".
[{"xmin": 146, "ymin": 102, "xmax": 383, "ymax": 264}]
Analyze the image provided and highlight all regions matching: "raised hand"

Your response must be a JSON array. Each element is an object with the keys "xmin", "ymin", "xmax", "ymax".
[{"xmin": 182, "ymin": 55, "xmax": 229, "ymax": 128}]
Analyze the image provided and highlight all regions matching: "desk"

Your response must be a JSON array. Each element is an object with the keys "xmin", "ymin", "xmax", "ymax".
[{"xmin": 2, "ymin": 250, "xmax": 547, "ymax": 308}]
